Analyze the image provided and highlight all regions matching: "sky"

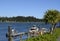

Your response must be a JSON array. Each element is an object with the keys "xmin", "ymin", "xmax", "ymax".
[{"xmin": 0, "ymin": 0, "xmax": 60, "ymax": 19}]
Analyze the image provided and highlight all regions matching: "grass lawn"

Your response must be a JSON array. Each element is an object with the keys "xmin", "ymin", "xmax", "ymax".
[{"xmin": 54, "ymin": 28, "xmax": 60, "ymax": 36}]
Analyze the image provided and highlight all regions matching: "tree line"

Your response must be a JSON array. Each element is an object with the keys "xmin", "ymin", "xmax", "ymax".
[{"xmin": 0, "ymin": 16, "xmax": 44, "ymax": 22}]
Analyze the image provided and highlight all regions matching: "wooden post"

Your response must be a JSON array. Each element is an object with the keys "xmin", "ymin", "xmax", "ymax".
[
  {"xmin": 20, "ymin": 34, "xmax": 22, "ymax": 41},
  {"xmin": 28, "ymin": 32, "xmax": 30, "ymax": 38},
  {"xmin": 32, "ymin": 32, "xmax": 35, "ymax": 37},
  {"xmin": 8, "ymin": 26, "xmax": 13, "ymax": 41}
]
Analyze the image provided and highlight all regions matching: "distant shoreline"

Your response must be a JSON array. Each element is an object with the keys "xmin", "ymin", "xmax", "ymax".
[
  {"xmin": 0, "ymin": 22, "xmax": 44, "ymax": 23},
  {"xmin": 0, "ymin": 16, "xmax": 44, "ymax": 22}
]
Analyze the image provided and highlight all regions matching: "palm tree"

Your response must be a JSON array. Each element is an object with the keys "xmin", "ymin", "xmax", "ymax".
[{"xmin": 44, "ymin": 9, "xmax": 60, "ymax": 34}]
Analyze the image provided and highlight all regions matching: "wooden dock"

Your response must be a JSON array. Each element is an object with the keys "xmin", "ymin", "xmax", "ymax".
[
  {"xmin": 6, "ymin": 26, "xmax": 39, "ymax": 41},
  {"xmin": 6, "ymin": 26, "xmax": 50, "ymax": 41}
]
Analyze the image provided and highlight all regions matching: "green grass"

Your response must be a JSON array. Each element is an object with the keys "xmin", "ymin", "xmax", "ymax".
[
  {"xmin": 25, "ymin": 28, "xmax": 60, "ymax": 41},
  {"xmin": 54, "ymin": 28, "xmax": 60, "ymax": 36}
]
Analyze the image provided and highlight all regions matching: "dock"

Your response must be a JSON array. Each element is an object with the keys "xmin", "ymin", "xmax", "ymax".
[
  {"xmin": 6, "ymin": 25, "xmax": 50, "ymax": 41},
  {"xmin": 6, "ymin": 26, "xmax": 39, "ymax": 41}
]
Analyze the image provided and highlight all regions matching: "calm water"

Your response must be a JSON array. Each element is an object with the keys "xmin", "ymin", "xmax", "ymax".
[{"xmin": 0, "ymin": 22, "xmax": 56, "ymax": 41}]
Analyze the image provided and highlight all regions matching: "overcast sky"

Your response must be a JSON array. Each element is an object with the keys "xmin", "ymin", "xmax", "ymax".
[{"xmin": 0, "ymin": 0, "xmax": 60, "ymax": 19}]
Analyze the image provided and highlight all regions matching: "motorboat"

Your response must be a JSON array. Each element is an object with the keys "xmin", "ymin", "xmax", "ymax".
[
  {"xmin": 41, "ymin": 28, "xmax": 50, "ymax": 33},
  {"xmin": 29, "ymin": 25, "xmax": 39, "ymax": 33}
]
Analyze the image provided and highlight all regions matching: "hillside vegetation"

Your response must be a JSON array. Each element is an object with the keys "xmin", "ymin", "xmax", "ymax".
[{"xmin": 0, "ymin": 16, "xmax": 44, "ymax": 22}]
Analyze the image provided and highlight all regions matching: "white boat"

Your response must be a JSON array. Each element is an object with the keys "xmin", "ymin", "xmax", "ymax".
[
  {"xmin": 41, "ymin": 28, "xmax": 50, "ymax": 33},
  {"xmin": 29, "ymin": 25, "xmax": 39, "ymax": 33}
]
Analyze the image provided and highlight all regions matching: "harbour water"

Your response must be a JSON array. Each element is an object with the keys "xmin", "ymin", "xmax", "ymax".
[{"xmin": 0, "ymin": 22, "xmax": 58, "ymax": 41}]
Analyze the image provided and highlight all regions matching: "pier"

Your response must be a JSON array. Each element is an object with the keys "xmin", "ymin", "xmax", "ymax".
[{"xmin": 6, "ymin": 26, "xmax": 39, "ymax": 41}]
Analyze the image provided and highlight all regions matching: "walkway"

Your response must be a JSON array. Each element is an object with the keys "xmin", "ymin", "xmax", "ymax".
[{"xmin": 57, "ymin": 36, "xmax": 60, "ymax": 41}]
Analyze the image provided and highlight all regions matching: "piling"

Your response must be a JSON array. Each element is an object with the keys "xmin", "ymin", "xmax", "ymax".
[
  {"xmin": 8, "ymin": 26, "xmax": 13, "ymax": 41},
  {"xmin": 20, "ymin": 34, "xmax": 22, "ymax": 41}
]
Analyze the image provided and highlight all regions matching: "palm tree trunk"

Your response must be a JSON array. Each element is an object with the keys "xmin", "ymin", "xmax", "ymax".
[
  {"xmin": 54, "ymin": 23, "xmax": 56, "ymax": 29},
  {"xmin": 50, "ymin": 26, "xmax": 53, "ymax": 34},
  {"xmin": 50, "ymin": 23, "xmax": 56, "ymax": 34}
]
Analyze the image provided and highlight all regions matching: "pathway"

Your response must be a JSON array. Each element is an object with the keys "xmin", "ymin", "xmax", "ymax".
[{"xmin": 57, "ymin": 36, "xmax": 60, "ymax": 41}]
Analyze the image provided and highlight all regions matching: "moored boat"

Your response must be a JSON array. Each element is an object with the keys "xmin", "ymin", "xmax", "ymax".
[{"xmin": 29, "ymin": 25, "xmax": 39, "ymax": 33}]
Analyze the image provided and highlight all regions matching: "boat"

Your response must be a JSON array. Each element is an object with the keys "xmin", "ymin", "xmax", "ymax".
[
  {"xmin": 40, "ymin": 28, "xmax": 50, "ymax": 33},
  {"xmin": 29, "ymin": 25, "xmax": 39, "ymax": 33}
]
